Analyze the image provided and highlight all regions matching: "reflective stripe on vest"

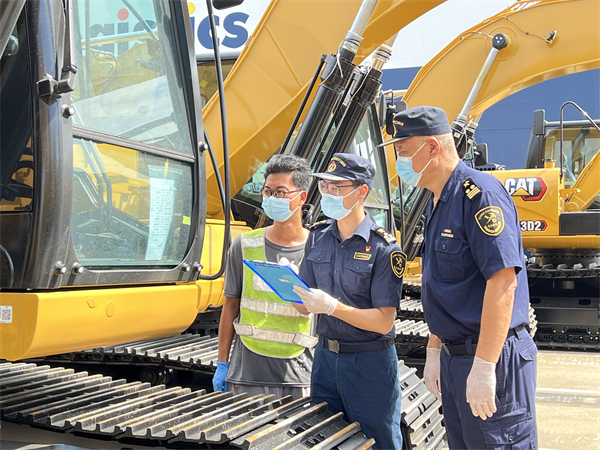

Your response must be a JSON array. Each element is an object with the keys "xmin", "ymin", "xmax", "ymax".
[
  {"xmin": 233, "ymin": 322, "xmax": 318, "ymax": 349},
  {"xmin": 239, "ymin": 228, "xmax": 312, "ymax": 358}
]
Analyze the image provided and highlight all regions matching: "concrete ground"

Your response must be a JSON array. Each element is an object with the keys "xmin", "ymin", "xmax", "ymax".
[{"xmin": 536, "ymin": 350, "xmax": 600, "ymax": 450}]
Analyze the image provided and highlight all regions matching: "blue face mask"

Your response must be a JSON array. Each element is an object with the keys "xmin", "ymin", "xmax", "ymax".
[
  {"xmin": 395, "ymin": 141, "xmax": 432, "ymax": 186},
  {"xmin": 320, "ymin": 187, "xmax": 359, "ymax": 220},
  {"xmin": 262, "ymin": 193, "xmax": 300, "ymax": 222}
]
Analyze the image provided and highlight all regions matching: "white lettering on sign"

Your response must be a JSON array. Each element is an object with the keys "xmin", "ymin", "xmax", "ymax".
[{"xmin": 503, "ymin": 177, "xmax": 547, "ymax": 201}]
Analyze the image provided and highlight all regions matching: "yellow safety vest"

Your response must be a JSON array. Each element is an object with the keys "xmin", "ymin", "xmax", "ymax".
[{"xmin": 233, "ymin": 228, "xmax": 316, "ymax": 358}]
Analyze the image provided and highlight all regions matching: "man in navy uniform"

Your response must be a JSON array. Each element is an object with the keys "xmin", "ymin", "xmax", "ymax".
[
  {"xmin": 292, "ymin": 153, "xmax": 404, "ymax": 450},
  {"xmin": 382, "ymin": 106, "xmax": 537, "ymax": 449}
]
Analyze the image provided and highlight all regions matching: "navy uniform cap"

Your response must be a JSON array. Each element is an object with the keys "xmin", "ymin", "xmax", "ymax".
[
  {"xmin": 378, "ymin": 105, "xmax": 452, "ymax": 147},
  {"xmin": 312, "ymin": 153, "xmax": 374, "ymax": 189}
]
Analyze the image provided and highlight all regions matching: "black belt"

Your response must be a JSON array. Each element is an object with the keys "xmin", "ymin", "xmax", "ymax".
[
  {"xmin": 441, "ymin": 326, "xmax": 523, "ymax": 356},
  {"xmin": 319, "ymin": 336, "xmax": 395, "ymax": 354}
]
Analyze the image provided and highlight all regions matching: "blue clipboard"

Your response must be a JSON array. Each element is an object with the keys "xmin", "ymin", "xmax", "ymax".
[{"xmin": 242, "ymin": 260, "xmax": 311, "ymax": 304}]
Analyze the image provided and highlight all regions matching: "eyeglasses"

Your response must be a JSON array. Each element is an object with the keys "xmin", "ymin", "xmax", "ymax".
[
  {"xmin": 261, "ymin": 188, "xmax": 302, "ymax": 199},
  {"xmin": 318, "ymin": 180, "xmax": 357, "ymax": 196}
]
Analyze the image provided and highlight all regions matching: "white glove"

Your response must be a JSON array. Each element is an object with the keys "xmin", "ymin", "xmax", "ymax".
[
  {"xmin": 424, "ymin": 348, "xmax": 442, "ymax": 403},
  {"xmin": 292, "ymin": 286, "xmax": 337, "ymax": 315},
  {"xmin": 279, "ymin": 257, "xmax": 299, "ymax": 274},
  {"xmin": 466, "ymin": 356, "xmax": 497, "ymax": 420}
]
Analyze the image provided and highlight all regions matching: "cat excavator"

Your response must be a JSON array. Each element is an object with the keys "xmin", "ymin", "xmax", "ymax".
[{"xmin": 383, "ymin": 0, "xmax": 600, "ymax": 350}]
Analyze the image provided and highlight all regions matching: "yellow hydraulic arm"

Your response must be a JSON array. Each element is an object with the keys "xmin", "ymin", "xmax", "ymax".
[
  {"xmin": 402, "ymin": 0, "xmax": 600, "ymax": 122},
  {"xmin": 202, "ymin": 0, "xmax": 445, "ymax": 218}
]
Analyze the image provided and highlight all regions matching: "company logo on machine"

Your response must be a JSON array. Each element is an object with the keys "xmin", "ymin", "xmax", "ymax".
[
  {"xmin": 504, "ymin": 177, "xmax": 547, "ymax": 201},
  {"xmin": 475, "ymin": 206, "xmax": 505, "ymax": 236}
]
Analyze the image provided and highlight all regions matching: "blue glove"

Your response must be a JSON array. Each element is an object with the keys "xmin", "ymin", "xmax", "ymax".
[{"xmin": 212, "ymin": 361, "xmax": 229, "ymax": 392}]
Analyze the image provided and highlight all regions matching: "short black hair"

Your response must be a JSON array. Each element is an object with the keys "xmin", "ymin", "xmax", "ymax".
[{"xmin": 264, "ymin": 154, "xmax": 311, "ymax": 191}]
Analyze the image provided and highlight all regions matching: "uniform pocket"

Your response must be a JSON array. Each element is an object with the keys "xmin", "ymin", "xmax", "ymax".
[
  {"xmin": 374, "ymin": 346, "xmax": 399, "ymax": 386},
  {"xmin": 482, "ymin": 411, "xmax": 536, "ymax": 449},
  {"xmin": 306, "ymin": 251, "xmax": 332, "ymax": 289},
  {"xmin": 518, "ymin": 339, "xmax": 538, "ymax": 362},
  {"xmin": 432, "ymin": 237, "xmax": 465, "ymax": 282},
  {"xmin": 344, "ymin": 259, "xmax": 373, "ymax": 297}
]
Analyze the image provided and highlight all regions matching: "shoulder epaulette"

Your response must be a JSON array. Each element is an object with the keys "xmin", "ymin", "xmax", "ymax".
[
  {"xmin": 310, "ymin": 219, "xmax": 332, "ymax": 230},
  {"xmin": 462, "ymin": 177, "xmax": 482, "ymax": 201},
  {"xmin": 374, "ymin": 227, "xmax": 397, "ymax": 244}
]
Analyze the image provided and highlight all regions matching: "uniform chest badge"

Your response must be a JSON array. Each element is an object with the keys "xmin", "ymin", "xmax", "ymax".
[
  {"xmin": 354, "ymin": 252, "xmax": 372, "ymax": 260},
  {"xmin": 475, "ymin": 206, "xmax": 505, "ymax": 236},
  {"xmin": 390, "ymin": 251, "xmax": 407, "ymax": 278}
]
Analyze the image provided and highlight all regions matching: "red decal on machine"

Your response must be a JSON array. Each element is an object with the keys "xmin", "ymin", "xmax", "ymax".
[
  {"xmin": 503, "ymin": 177, "xmax": 547, "ymax": 201},
  {"xmin": 519, "ymin": 220, "xmax": 548, "ymax": 232}
]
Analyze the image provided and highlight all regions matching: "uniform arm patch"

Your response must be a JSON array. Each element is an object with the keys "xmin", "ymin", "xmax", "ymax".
[
  {"xmin": 390, "ymin": 251, "xmax": 407, "ymax": 278},
  {"xmin": 475, "ymin": 206, "xmax": 505, "ymax": 236}
]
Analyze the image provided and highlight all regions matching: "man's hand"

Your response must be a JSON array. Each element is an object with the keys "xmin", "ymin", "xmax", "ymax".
[
  {"xmin": 293, "ymin": 286, "xmax": 337, "ymax": 315},
  {"xmin": 424, "ymin": 347, "xmax": 442, "ymax": 403},
  {"xmin": 212, "ymin": 361, "xmax": 229, "ymax": 392},
  {"xmin": 279, "ymin": 257, "xmax": 299, "ymax": 274},
  {"xmin": 466, "ymin": 356, "xmax": 497, "ymax": 419}
]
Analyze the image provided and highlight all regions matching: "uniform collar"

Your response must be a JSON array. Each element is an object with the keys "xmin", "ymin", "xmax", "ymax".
[
  {"xmin": 330, "ymin": 214, "xmax": 373, "ymax": 242},
  {"xmin": 439, "ymin": 160, "xmax": 467, "ymax": 204}
]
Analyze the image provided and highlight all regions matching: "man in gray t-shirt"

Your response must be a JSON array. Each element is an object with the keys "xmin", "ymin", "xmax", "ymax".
[{"xmin": 213, "ymin": 155, "xmax": 314, "ymax": 400}]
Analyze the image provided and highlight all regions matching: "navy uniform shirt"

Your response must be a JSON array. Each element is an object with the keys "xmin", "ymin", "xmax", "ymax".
[
  {"xmin": 421, "ymin": 160, "xmax": 530, "ymax": 342},
  {"xmin": 299, "ymin": 214, "xmax": 404, "ymax": 342}
]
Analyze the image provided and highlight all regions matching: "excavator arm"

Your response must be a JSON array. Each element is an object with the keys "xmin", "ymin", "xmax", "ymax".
[
  {"xmin": 402, "ymin": 0, "xmax": 600, "ymax": 121},
  {"xmin": 202, "ymin": 0, "xmax": 445, "ymax": 217}
]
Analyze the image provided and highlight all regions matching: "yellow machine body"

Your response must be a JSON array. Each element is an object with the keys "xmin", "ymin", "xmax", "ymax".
[
  {"xmin": 490, "ymin": 167, "xmax": 598, "ymax": 249},
  {"xmin": 0, "ymin": 286, "xmax": 200, "ymax": 360}
]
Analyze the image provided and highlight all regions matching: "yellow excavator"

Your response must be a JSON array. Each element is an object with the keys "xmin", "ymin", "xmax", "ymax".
[
  {"xmin": 0, "ymin": 0, "xmax": 448, "ymax": 448},
  {"xmin": 383, "ymin": 0, "xmax": 600, "ymax": 350}
]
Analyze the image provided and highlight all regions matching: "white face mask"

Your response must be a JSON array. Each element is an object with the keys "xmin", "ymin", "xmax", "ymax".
[
  {"xmin": 395, "ymin": 141, "xmax": 433, "ymax": 186},
  {"xmin": 320, "ymin": 187, "xmax": 359, "ymax": 220},
  {"xmin": 262, "ymin": 193, "xmax": 300, "ymax": 222}
]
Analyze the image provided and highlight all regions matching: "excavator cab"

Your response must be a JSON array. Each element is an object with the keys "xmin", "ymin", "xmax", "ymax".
[{"xmin": 0, "ymin": 0, "xmax": 208, "ymax": 360}]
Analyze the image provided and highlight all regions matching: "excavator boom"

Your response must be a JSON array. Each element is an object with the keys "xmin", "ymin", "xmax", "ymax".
[
  {"xmin": 202, "ymin": 0, "xmax": 445, "ymax": 217},
  {"xmin": 402, "ymin": 0, "xmax": 600, "ymax": 120}
]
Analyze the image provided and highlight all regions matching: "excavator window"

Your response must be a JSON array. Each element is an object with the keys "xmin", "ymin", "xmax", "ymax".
[
  {"xmin": 197, "ymin": 59, "xmax": 236, "ymax": 106},
  {"xmin": 0, "ymin": 10, "xmax": 34, "ymax": 212},
  {"xmin": 68, "ymin": 0, "xmax": 196, "ymax": 268},
  {"xmin": 544, "ymin": 126, "xmax": 600, "ymax": 186}
]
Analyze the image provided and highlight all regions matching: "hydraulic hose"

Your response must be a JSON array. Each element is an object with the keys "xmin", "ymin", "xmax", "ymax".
[{"xmin": 197, "ymin": 0, "xmax": 231, "ymax": 281}]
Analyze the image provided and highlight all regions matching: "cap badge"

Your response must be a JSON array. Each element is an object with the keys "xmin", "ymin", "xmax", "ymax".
[
  {"xmin": 327, "ymin": 161, "xmax": 336, "ymax": 172},
  {"xmin": 393, "ymin": 119, "xmax": 404, "ymax": 126}
]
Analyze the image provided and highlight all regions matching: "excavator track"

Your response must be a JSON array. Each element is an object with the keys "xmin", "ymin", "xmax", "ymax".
[
  {"xmin": 26, "ymin": 334, "xmax": 222, "ymax": 384},
  {"xmin": 0, "ymin": 361, "xmax": 445, "ymax": 450},
  {"xmin": 527, "ymin": 251, "xmax": 600, "ymax": 351}
]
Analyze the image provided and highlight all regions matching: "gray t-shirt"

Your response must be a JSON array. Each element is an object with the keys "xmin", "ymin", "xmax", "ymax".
[{"xmin": 224, "ymin": 233, "xmax": 313, "ymax": 387}]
